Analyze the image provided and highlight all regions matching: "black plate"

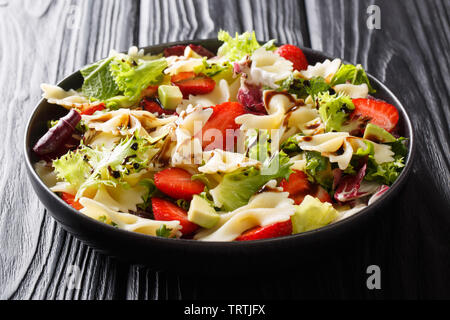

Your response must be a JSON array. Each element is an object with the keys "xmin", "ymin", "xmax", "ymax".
[{"xmin": 24, "ymin": 39, "xmax": 415, "ymax": 273}]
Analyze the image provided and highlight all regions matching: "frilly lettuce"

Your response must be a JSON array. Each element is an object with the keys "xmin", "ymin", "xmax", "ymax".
[
  {"xmin": 217, "ymin": 30, "xmax": 262, "ymax": 61},
  {"xmin": 317, "ymin": 92, "xmax": 355, "ymax": 132},
  {"xmin": 330, "ymin": 63, "xmax": 375, "ymax": 93},
  {"xmin": 210, "ymin": 152, "xmax": 292, "ymax": 212},
  {"xmin": 305, "ymin": 151, "xmax": 333, "ymax": 190},
  {"xmin": 53, "ymin": 134, "xmax": 152, "ymax": 199}
]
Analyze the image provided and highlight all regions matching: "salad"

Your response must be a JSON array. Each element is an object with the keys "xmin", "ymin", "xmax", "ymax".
[{"xmin": 33, "ymin": 31, "xmax": 408, "ymax": 241}]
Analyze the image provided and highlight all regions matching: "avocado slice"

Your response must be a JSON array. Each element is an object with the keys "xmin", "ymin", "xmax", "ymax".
[
  {"xmin": 291, "ymin": 195, "xmax": 339, "ymax": 234},
  {"xmin": 158, "ymin": 85, "xmax": 183, "ymax": 110},
  {"xmin": 363, "ymin": 123, "xmax": 396, "ymax": 143},
  {"xmin": 188, "ymin": 195, "xmax": 220, "ymax": 229}
]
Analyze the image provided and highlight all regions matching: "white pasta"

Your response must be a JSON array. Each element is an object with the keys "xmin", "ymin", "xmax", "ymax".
[
  {"xmin": 194, "ymin": 192, "xmax": 295, "ymax": 242},
  {"xmin": 297, "ymin": 132, "xmax": 350, "ymax": 153},
  {"xmin": 327, "ymin": 139, "xmax": 354, "ymax": 170},
  {"xmin": 41, "ymin": 84, "xmax": 97, "ymax": 109},
  {"xmin": 299, "ymin": 58, "xmax": 342, "ymax": 83},
  {"xmin": 82, "ymin": 109, "xmax": 177, "ymax": 136},
  {"xmin": 178, "ymin": 78, "xmax": 240, "ymax": 112},
  {"xmin": 164, "ymin": 56, "xmax": 204, "ymax": 76},
  {"xmin": 235, "ymin": 91, "xmax": 295, "ymax": 130},
  {"xmin": 93, "ymin": 184, "xmax": 147, "ymax": 213},
  {"xmin": 79, "ymin": 198, "xmax": 181, "ymax": 237},
  {"xmin": 199, "ymin": 149, "xmax": 260, "ymax": 174},
  {"xmin": 333, "ymin": 83, "xmax": 369, "ymax": 99},
  {"xmin": 247, "ymin": 47, "xmax": 293, "ymax": 88}
]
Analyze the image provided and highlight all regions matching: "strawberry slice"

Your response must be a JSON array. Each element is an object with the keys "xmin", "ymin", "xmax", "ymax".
[
  {"xmin": 141, "ymin": 85, "xmax": 159, "ymax": 98},
  {"xmin": 199, "ymin": 102, "xmax": 247, "ymax": 151},
  {"xmin": 151, "ymin": 198, "xmax": 199, "ymax": 235},
  {"xmin": 154, "ymin": 168, "xmax": 205, "ymax": 201},
  {"xmin": 352, "ymin": 98, "xmax": 399, "ymax": 132},
  {"xmin": 139, "ymin": 97, "xmax": 176, "ymax": 116},
  {"xmin": 80, "ymin": 103, "xmax": 105, "ymax": 116},
  {"xmin": 275, "ymin": 44, "xmax": 309, "ymax": 71},
  {"xmin": 280, "ymin": 170, "xmax": 332, "ymax": 205},
  {"xmin": 61, "ymin": 193, "xmax": 83, "ymax": 211},
  {"xmin": 236, "ymin": 220, "xmax": 293, "ymax": 241},
  {"xmin": 172, "ymin": 72, "xmax": 216, "ymax": 98}
]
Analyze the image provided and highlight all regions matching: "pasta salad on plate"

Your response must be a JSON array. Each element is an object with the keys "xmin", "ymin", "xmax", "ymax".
[{"xmin": 33, "ymin": 31, "xmax": 408, "ymax": 242}]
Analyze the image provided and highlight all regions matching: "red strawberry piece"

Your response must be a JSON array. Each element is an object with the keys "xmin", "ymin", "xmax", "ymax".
[
  {"xmin": 275, "ymin": 44, "xmax": 309, "ymax": 71},
  {"xmin": 154, "ymin": 168, "xmax": 205, "ymax": 201},
  {"xmin": 141, "ymin": 85, "xmax": 159, "ymax": 98},
  {"xmin": 236, "ymin": 220, "xmax": 293, "ymax": 241},
  {"xmin": 139, "ymin": 97, "xmax": 175, "ymax": 115},
  {"xmin": 351, "ymin": 98, "xmax": 399, "ymax": 132},
  {"xmin": 280, "ymin": 170, "xmax": 332, "ymax": 205},
  {"xmin": 198, "ymin": 102, "xmax": 247, "ymax": 151},
  {"xmin": 151, "ymin": 198, "xmax": 199, "ymax": 235},
  {"xmin": 172, "ymin": 73, "xmax": 216, "ymax": 98},
  {"xmin": 80, "ymin": 103, "xmax": 105, "ymax": 116},
  {"xmin": 164, "ymin": 45, "xmax": 187, "ymax": 57},
  {"xmin": 61, "ymin": 193, "xmax": 83, "ymax": 211}
]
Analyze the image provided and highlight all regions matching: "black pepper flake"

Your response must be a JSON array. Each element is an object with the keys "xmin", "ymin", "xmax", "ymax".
[
  {"xmin": 112, "ymin": 171, "xmax": 121, "ymax": 179},
  {"xmin": 131, "ymin": 143, "xmax": 138, "ymax": 151},
  {"xmin": 133, "ymin": 163, "xmax": 140, "ymax": 170}
]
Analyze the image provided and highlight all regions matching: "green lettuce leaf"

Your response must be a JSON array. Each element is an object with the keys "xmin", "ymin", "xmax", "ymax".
[
  {"xmin": 109, "ymin": 55, "xmax": 168, "ymax": 105},
  {"xmin": 330, "ymin": 63, "xmax": 375, "ymax": 93},
  {"xmin": 305, "ymin": 151, "xmax": 333, "ymax": 190},
  {"xmin": 211, "ymin": 153, "xmax": 293, "ymax": 212},
  {"xmin": 217, "ymin": 30, "xmax": 262, "ymax": 61},
  {"xmin": 53, "ymin": 134, "xmax": 152, "ymax": 199},
  {"xmin": 80, "ymin": 56, "xmax": 121, "ymax": 101},
  {"xmin": 317, "ymin": 92, "xmax": 355, "ymax": 132},
  {"xmin": 278, "ymin": 76, "xmax": 331, "ymax": 100}
]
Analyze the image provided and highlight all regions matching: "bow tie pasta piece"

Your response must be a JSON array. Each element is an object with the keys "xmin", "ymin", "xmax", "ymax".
[
  {"xmin": 247, "ymin": 47, "xmax": 293, "ymax": 88},
  {"xmin": 299, "ymin": 59, "xmax": 342, "ymax": 83},
  {"xmin": 333, "ymin": 83, "xmax": 369, "ymax": 99},
  {"xmin": 93, "ymin": 184, "xmax": 147, "ymax": 213},
  {"xmin": 235, "ymin": 91, "xmax": 296, "ymax": 130},
  {"xmin": 82, "ymin": 109, "xmax": 177, "ymax": 136},
  {"xmin": 178, "ymin": 79, "xmax": 240, "ymax": 112},
  {"xmin": 199, "ymin": 149, "xmax": 260, "ymax": 174},
  {"xmin": 41, "ymin": 84, "xmax": 100, "ymax": 110},
  {"xmin": 79, "ymin": 197, "xmax": 181, "ymax": 237},
  {"xmin": 194, "ymin": 192, "xmax": 295, "ymax": 242}
]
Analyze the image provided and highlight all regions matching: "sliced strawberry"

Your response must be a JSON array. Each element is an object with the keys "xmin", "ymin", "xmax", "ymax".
[
  {"xmin": 151, "ymin": 198, "xmax": 199, "ymax": 235},
  {"xmin": 139, "ymin": 97, "xmax": 175, "ymax": 115},
  {"xmin": 172, "ymin": 74, "xmax": 216, "ymax": 98},
  {"xmin": 280, "ymin": 170, "xmax": 332, "ymax": 205},
  {"xmin": 236, "ymin": 220, "xmax": 293, "ymax": 241},
  {"xmin": 80, "ymin": 103, "xmax": 105, "ymax": 116},
  {"xmin": 351, "ymin": 98, "xmax": 399, "ymax": 132},
  {"xmin": 61, "ymin": 193, "xmax": 83, "ymax": 211},
  {"xmin": 171, "ymin": 72, "xmax": 196, "ymax": 83},
  {"xmin": 275, "ymin": 44, "xmax": 309, "ymax": 71},
  {"xmin": 198, "ymin": 102, "xmax": 247, "ymax": 151},
  {"xmin": 141, "ymin": 85, "xmax": 159, "ymax": 98},
  {"xmin": 154, "ymin": 168, "xmax": 205, "ymax": 201}
]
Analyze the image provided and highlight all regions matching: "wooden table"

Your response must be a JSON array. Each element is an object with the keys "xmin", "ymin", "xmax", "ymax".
[{"xmin": 1, "ymin": 0, "xmax": 449, "ymax": 300}]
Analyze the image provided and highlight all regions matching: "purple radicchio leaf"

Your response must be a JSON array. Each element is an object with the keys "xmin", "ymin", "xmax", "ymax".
[
  {"xmin": 33, "ymin": 109, "xmax": 81, "ymax": 156},
  {"xmin": 368, "ymin": 185, "xmax": 390, "ymax": 206},
  {"xmin": 334, "ymin": 164, "xmax": 368, "ymax": 202},
  {"xmin": 237, "ymin": 81, "xmax": 267, "ymax": 115}
]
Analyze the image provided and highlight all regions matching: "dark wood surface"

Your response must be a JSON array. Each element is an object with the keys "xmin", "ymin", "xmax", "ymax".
[{"xmin": 0, "ymin": 0, "xmax": 449, "ymax": 300}]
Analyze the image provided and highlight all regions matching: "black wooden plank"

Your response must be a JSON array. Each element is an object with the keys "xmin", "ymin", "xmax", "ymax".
[
  {"xmin": 304, "ymin": 0, "xmax": 450, "ymax": 299},
  {"xmin": 0, "ymin": 0, "xmax": 139, "ymax": 300}
]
